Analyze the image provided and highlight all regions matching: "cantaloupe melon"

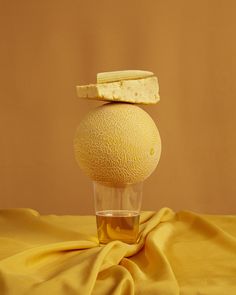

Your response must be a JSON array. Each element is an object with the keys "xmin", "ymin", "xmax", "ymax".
[{"xmin": 74, "ymin": 103, "xmax": 161, "ymax": 185}]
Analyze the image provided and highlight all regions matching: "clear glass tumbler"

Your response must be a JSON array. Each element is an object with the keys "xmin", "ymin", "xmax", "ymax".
[{"xmin": 93, "ymin": 181, "xmax": 143, "ymax": 244}]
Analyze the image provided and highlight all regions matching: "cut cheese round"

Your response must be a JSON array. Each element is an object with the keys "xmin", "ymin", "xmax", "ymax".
[
  {"xmin": 74, "ymin": 103, "xmax": 161, "ymax": 185},
  {"xmin": 97, "ymin": 70, "xmax": 154, "ymax": 84}
]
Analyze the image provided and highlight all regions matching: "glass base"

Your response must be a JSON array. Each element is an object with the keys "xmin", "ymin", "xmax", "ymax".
[{"xmin": 96, "ymin": 210, "xmax": 140, "ymax": 244}]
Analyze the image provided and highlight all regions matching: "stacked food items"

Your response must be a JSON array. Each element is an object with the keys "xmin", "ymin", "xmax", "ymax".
[{"xmin": 74, "ymin": 70, "xmax": 161, "ymax": 244}]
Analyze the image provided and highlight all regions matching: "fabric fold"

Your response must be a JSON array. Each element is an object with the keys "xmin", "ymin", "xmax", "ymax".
[{"xmin": 0, "ymin": 208, "xmax": 236, "ymax": 295}]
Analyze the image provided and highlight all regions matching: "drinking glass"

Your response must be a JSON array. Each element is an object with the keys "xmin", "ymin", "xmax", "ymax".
[{"xmin": 93, "ymin": 181, "xmax": 143, "ymax": 244}]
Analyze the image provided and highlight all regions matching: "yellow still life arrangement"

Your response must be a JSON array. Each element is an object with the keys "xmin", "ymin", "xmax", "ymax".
[{"xmin": 74, "ymin": 70, "xmax": 162, "ymax": 244}]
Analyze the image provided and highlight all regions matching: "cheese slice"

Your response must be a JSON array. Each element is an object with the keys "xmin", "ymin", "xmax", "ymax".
[
  {"xmin": 76, "ymin": 76, "xmax": 160, "ymax": 104},
  {"xmin": 97, "ymin": 70, "xmax": 154, "ymax": 84}
]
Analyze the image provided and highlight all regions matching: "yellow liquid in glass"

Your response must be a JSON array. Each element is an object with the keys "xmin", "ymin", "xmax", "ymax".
[{"xmin": 96, "ymin": 210, "xmax": 140, "ymax": 244}]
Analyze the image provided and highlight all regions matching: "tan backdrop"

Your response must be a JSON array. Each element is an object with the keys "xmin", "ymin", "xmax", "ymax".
[{"xmin": 0, "ymin": 0, "xmax": 235, "ymax": 214}]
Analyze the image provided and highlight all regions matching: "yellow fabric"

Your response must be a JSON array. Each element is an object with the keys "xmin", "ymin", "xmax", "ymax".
[{"xmin": 0, "ymin": 208, "xmax": 236, "ymax": 294}]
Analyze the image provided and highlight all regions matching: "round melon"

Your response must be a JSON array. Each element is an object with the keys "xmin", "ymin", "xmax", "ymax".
[{"xmin": 74, "ymin": 103, "xmax": 161, "ymax": 184}]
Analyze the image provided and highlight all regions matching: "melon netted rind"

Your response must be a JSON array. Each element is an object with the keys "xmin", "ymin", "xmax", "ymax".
[{"xmin": 74, "ymin": 103, "xmax": 161, "ymax": 185}]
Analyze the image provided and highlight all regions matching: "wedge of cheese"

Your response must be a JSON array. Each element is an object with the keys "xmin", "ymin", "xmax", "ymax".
[{"xmin": 76, "ymin": 75, "xmax": 160, "ymax": 104}]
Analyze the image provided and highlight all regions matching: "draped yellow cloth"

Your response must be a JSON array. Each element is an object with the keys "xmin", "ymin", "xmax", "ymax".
[{"xmin": 0, "ymin": 208, "xmax": 236, "ymax": 294}]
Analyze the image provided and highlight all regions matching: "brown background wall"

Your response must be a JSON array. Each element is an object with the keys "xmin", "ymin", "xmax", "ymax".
[{"xmin": 0, "ymin": 0, "xmax": 235, "ymax": 214}]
